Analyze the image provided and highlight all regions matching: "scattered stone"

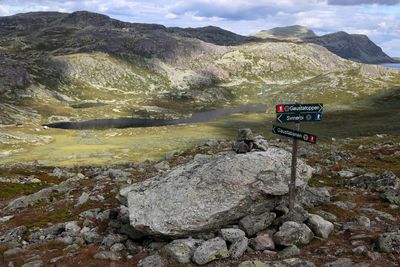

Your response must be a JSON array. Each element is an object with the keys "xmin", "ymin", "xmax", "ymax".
[
  {"xmin": 75, "ymin": 192, "xmax": 90, "ymax": 207},
  {"xmin": 352, "ymin": 246, "xmax": 368, "ymax": 255},
  {"xmin": 153, "ymin": 161, "xmax": 170, "ymax": 172},
  {"xmin": 93, "ymin": 250, "xmax": 122, "ymax": 261},
  {"xmin": 249, "ymin": 233, "xmax": 275, "ymax": 251},
  {"xmin": 102, "ymin": 234, "xmax": 128, "ymax": 248},
  {"xmin": 125, "ymin": 240, "xmax": 142, "ymax": 254},
  {"xmin": 367, "ymin": 251, "xmax": 381, "ymax": 261},
  {"xmin": 220, "ymin": 228, "xmax": 246, "ymax": 243},
  {"xmin": 306, "ymin": 214, "xmax": 334, "ymax": 238},
  {"xmin": 357, "ymin": 216, "xmax": 371, "ymax": 228},
  {"xmin": 315, "ymin": 210, "xmax": 337, "ymax": 222},
  {"xmin": 377, "ymin": 232, "xmax": 400, "ymax": 253},
  {"xmin": 3, "ymin": 247, "xmax": 23, "ymax": 257},
  {"xmin": 119, "ymin": 149, "xmax": 312, "ymax": 237},
  {"xmin": 21, "ymin": 260, "xmax": 43, "ymax": 267},
  {"xmin": 137, "ymin": 254, "xmax": 164, "ymax": 267},
  {"xmin": 192, "ymin": 237, "xmax": 229, "ymax": 265},
  {"xmin": 0, "ymin": 226, "xmax": 27, "ymax": 244},
  {"xmin": 337, "ymin": 170, "xmax": 356, "ymax": 178},
  {"xmin": 273, "ymin": 221, "xmax": 314, "ymax": 246},
  {"xmin": 333, "ymin": 201, "xmax": 356, "ymax": 210},
  {"xmin": 301, "ymin": 187, "xmax": 331, "ymax": 207},
  {"xmin": 164, "ymin": 238, "xmax": 202, "ymax": 264},
  {"xmin": 238, "ymin": 261, "xmax": 267, "ymax": 267},
  {"xmin": 28, "ymin": 223, "xmax": 65, "ymax": 241},
  {"xmin": 239, "ymin": 212, "xmax": 276, "ymax": 237},
  {"xmin": 82, "ymin": 229, "xmax": 102, "ymax": 244},
  {"xmin": 229, "ymin": 237, "xmax": 249, "ymax": 259},
  {"xmin": 110, "ymin": 243, "xmax": 126, "ymax": 253},
  {"xmin": 0, "ymin": 215, "xmax": 14, "ymax": 222},
  {"xmin": 278, "ymin": 245, "xmax": 300, "ymax": 258},
  {"xmin": 65, "ymin": 221, "xmax": 81, "ymax": 236},
  {"xmin": 274, "ymin": 205, "xmax": 309, "ymax": 226},
  {"xmin": 321, "ymin": 258, "xmax": 353, "ymax": 267},
  {"xmin": 360, "ymin": 208, "xmax": 395, "ymax": 221}
]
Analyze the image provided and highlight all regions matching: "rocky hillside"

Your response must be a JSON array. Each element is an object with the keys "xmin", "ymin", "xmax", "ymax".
[
  {"xmin": 256, "ymin": 25, "xmax": 317, "ymax": 39},
  {"xmin": 255, "ymin": 26, "xmax": 396, "ymax": 64},
  {"xmin": 0, "ymin": 12, "xmax": 399, "ymax": 125},
  {"xmin": 305, "ymin": 31, "xmax": 397, "ymax": 64}
]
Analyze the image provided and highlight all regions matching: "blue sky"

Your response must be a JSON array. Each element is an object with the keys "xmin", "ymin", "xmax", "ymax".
[{"xmin": 0, "ymin": 0, "xmax": 399, "ymax": 56}]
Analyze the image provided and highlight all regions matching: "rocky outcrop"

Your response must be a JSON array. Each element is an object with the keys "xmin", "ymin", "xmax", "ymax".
[
  {"xmin": 119, "ymin": 148, "xmax": 313, "ymax": 237},
  {"xmin": 305, "ymin": 31, "xmax": 396, "ymax": 64},
  {"xmin": 257, "ymin": 25, "xmax": 317, "ymax": 39}
]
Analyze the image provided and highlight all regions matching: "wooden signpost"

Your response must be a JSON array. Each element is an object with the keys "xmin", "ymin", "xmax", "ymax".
[{"xmin": 272, "ymin": 103, "xmax": 323, "ymax": 212}]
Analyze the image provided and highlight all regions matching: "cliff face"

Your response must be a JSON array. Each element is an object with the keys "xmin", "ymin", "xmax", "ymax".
[{"xmin": 305, "ymin": 31, "xmax": 396, "ymax": 64}]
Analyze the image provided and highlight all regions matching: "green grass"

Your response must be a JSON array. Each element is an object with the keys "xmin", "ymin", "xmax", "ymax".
[{"xmin": 0, "ymin": 182, "xmax": 47, "ymax": 201}]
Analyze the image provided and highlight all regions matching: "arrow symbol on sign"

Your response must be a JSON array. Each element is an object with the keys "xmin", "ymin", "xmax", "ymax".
[
  {"xmin": 318, "ymin": 104, "xmax": 323, "ymax": 113},
  {"xmin": 272, "ymin": 126, "xmax": 277, "ymax": 134},
  {"xmin": 277, "ymin": 114, "xmax": 283, "ymax": 123}
]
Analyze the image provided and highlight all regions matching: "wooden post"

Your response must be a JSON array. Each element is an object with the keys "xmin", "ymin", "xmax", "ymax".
[{"xmin": 289, "ymin": 122, "xmax": 300, "ymax": 212}]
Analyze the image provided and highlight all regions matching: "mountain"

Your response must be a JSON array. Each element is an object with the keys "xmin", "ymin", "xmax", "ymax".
[
  {"xmin": 0, "ymin": 11, "xmax": 399, "ymax": 125},
  {"xmin": 167, "ymin": 26, "xmax": 261, "ymax": 46},
  {"xmin": 256, "ymin": 25, "xmax": 317, "ymax": 39},
  {"xmin": 305, "ymin": 31, "xmax": 397, "ymax": 64},
  {"xmin": 255, "ymin": 26, "xmax": 396, "ymax": 64}
]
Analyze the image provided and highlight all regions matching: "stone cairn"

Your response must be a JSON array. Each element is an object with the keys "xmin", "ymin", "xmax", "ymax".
[{"xmin": 233, "ymin": 128, "xmax": 267, "ymax": 153}]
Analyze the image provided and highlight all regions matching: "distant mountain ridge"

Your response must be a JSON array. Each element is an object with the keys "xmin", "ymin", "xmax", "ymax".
[
  {"xmin": 256, "ymin": 25, "xmax": 317, "ymax": 39},
  {"xmin": 256, "ymin": 25, "xmax": 396, "ymax": 64},
  {"xmin": 0, "ymin": 11, "xmax": 399, "ymax": 125}
]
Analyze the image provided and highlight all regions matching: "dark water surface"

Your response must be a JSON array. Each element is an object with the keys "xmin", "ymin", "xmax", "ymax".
[{"xmin": 46, "ymin": 104, "xmax": 266, "ymax": 130}]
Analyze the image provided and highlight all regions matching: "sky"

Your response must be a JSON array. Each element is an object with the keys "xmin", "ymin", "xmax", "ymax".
[{"xmin": 0, "ymin": 0, "xmax": 399, "ymax": 56}]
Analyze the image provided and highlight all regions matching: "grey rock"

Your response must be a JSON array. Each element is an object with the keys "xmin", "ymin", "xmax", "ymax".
[
  {"xmin": 315, "ymin": 210, "xmax": 337, "ymax": 222},
  {"xmin": 360, "ymin": 208, "xmax": 395, "ymax": 221},
  {"xmin": 110, "ymin": 243, "xmax": 126, "ymax": 253},
  {"xmin": 93, "ymin": 250, "xmax": 122, "ymax": 261},
  {"xmin": 118, "ymin": 223, "xmax": 145, "ymax": 240},
  {"xmin": 119, "ymin": 150, "xmax": 312, "ymax": 237},
  {"xmin": 237, "ymin": 128, "xmax": 254, "ymax": 141},
  {"xmin": 367, "ymin": 251, "xmax": 381, "ymax": 261},
  {"xmin": 333, "ymin": 201, "xmax": 356, "ymax": 210},
  {"xmin": 75, "ymin": 192, "xmax": 90, "ymax": 207},
  {"xmin": 65, "ymin": 221, "xmax": 81, "ymax": 236},
  {"xmin": 21, "ymin": 260, "xmax": 43, "ymax": 267},
  {"xmin": 164, "ymin": 238, "xmax": 202, "ymax": 264},
  {"xmin": 337, "ymin": 170, "xmax": 356, "ymax": 178},
  {"xmin": 306, "ymin": 214, "xmax": 334, "ymax": 238},
  {"xmin": 0, "ymin": 226, "xmax": 27, "ymax": 244},
  {"xmin": 278, "ymin": 245, "xmax": 300, "ymax": 258},
  {"xmin": 273, "ymin": 221, "xmax": 314, "ymax": 246},
  {"xmin": 229, "ymin": 237, "xmax": 248, "ymax": 259},
  {"xmin": 253, "ymin": 136, "xmax": 268, "ymax": 151},
  {"xmin": 321, "ymin": 258, "xmax": 353, "ymax": 267},
  {"xmin": 352, "ymin": 246, "xmax": 368, "ymax": 255},
  {"xmin": 220, "ymin": 228, "xmax": 246, "ymax": 242},
  {"xmin": 274, "ymin": 205, "xmax": 309, "ymax": 226},
  {"xmin": 240, "ymin": 258, "xmax": 315, "ymax": 267},
  {"xmin": 7, "ymin": 176, "xmax": 81, "ymax": 210},
  {"xmin": 137, "ymin": 254, "xmax": 164, "ymax": 267},
  {"xmin": 82, "ymin": 229, "xmax": 102, "ymax": 244},
  {"xmin": 249, "ymin": 233, "xmax": 275, "ymax": 251},
  {"xmin": 301, "ymin": 187, "xmax": 331, "ymax": 207},
  {"xmin": 125, "ymin": 240, "xmax": 142, "ymax": 254},
  {"xmin": 192, "ymin": 237, "xmax": 230, "ymax": 265},
  {"xmin": 234, "ymin": 141, "xmax": 251, "ymax": 153},
  {"xmin": 239, "ymin": 212, "xmax": 276, "ymax": 237},
  {"xmin": 28, "ymin": 223, "xmax": 65, "ymax": 241},
  {"xmin": 3, "ymin": 247, "xmax": 23, "ymax": 257},
  {"xmin": 357, "ymin": 216, "xmax": 371, "ymax": 228},
  {"xmin": 102, "ymin": 234, "xmax": 128, "ymax": 248},
  {"xmin": 79, "ymin": 208, "xmax": 101, "ymax": 220},
  {"xmin": 378, "ymin": 232, "xmax": 400, "ymax": 253},
  {"xmin": 153, "ymin": 161, "xmax": 170, "ymax": 172}
]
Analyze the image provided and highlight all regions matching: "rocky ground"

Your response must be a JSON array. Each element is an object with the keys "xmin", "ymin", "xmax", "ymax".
[{"xmin": 0, "ymin": 131, "xmax": 400, "ymax": 267}]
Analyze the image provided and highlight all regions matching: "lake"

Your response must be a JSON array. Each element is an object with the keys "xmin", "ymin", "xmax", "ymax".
[
  {"xmin": 381, "ymin": 63, "xmax": 400, "ymax": 70},
  {"xmin": 46, "ymin": 104, "xmax": 267, "ymax": 130}
]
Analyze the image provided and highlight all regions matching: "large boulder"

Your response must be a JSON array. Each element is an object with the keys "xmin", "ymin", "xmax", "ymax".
[
  {"xmin": 119, "ymin": 149, "xmax": 313, "ymax": 237},
  {"xmin": 306, "ymin": 214, "xmax": 334, "ymax": 238}
]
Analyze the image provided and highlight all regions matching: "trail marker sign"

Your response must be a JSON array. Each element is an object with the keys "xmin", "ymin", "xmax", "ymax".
[
  {"xmin": 272, "ymin": 125, "xmax": 317, "ymax": 144},
  {"xmin": 272, "ymin": 103, "xmax": 323, "ymax": 212}
]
